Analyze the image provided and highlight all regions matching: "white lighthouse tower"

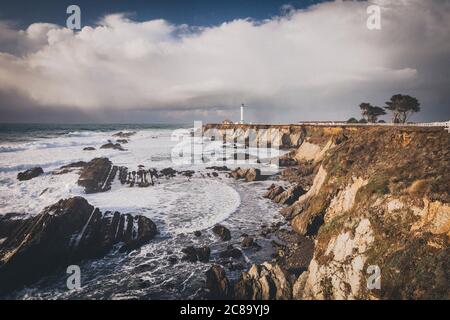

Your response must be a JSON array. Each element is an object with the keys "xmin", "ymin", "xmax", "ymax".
[{"xmin": 240, "ymin": 103, "xmax": 246, "ymax": 124}]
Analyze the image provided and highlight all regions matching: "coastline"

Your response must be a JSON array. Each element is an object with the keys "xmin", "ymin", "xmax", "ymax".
[{"xmin": 0, "ymin": 123, "xmax": 449, "ymax": 299}]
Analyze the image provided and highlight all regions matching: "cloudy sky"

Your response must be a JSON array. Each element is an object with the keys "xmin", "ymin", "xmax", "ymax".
[{"xmin": 0, "ymin": 0, "xmax": 449, "ymax": 123}]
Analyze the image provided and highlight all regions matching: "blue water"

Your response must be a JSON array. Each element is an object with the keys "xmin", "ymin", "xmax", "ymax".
[{"xmin": 0, "ymin": 123, "xmax": 188, "ymax": 143}]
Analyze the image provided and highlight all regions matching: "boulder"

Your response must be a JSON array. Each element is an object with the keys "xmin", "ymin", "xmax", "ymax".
[
  {"xmin": 273, "ymin": 185, "xmax": 306, "ymax": 206},
  {"xmin": 0, "ymin": 197, "xmax": 157, "ymax": 294},
  {"xmin": 77, "ymin": 158, "xmax": 117, "ymax": 193},
  {"xmin": 219, "ymin": 245, "xmax": 243, "ymax": 259},
  {"xmin": 160, "ymin": 167, "xmax": 177, "ymax": 177},
  {"xmin": 116, "ymin": 139, "xmax": 128, "ymax": 144},
  {"xmin": 181, "ymin": 246, "xmax": 211, "ymax": 263},
  {"xmin": 205, "ymin": 265, "xmax": 232, "ymax": 299},
  {"xmin": 212, "ymin": 224, "xmax": 231, "ymax": 241},
  {"xmin": 83, "ymin": 147, "xmax": 96, "ymax": 151},
  {"xmin": 241, "ymin": 235, "xmax": 255, "ymax": 248},
  {"xmin": 234, "ymin": 263, "xmax": 292, "ymax": 300},
  {"xmin": 100, "ymin": 142, "xmax": 126, "ymax": 151},
  {"xmin": 17, "ymin": 167, "xmax": 43, "ymax": 181},
  {"xmin": 193, "ymin": 231, "xmax": 202, "ymax": 237},
  {"xmin": 112, "ymin": 131, "xmax": 136, "ymax": 138},
  {"xmin": 264, "ymin": 184, "xmax": 285, "ymax": 200},
  {"xmin": 52, "ymin": 161, "xmax": 87, "ymax": 175},
  {"xmin": 230, "ymin": 167, "xmax": 264, "ymax": 182}
]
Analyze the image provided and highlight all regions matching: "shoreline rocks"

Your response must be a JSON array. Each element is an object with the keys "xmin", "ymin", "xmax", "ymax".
[
  {"xmin": 182, "ymin": 246, "xmax": 211, "ymax": 263},
  {"xmin": 0, "ymin": 197, "xmax": 157, "ymax": 294},
  {"xmin": 100, "ymin": 142, "xmax": 126, "ymax": 151},
  {"xmin": 77, "ymin": 158, "xmax": 117, "ymax": 193},
  {"xmin": 17, "ymin": 167, "xmax": 43, "ymax": 181},
  {"xmin": 212, "ymin": 224, "xmax": 231, "ymax": 241},
  {"xmin": 230, "ymin": 167, "xmax": 264, "ymax": 182}
]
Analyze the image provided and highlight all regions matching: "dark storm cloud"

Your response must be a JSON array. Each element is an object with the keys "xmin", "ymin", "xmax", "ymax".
[{"xmin": 0, "ymin": 0, "xmax": 449, "ymax": 123}]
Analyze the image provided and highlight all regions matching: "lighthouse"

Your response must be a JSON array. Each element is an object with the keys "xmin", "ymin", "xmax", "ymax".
[{"xmin": 240, "ymin": 103, "xmax": 246, "ymax": 124}]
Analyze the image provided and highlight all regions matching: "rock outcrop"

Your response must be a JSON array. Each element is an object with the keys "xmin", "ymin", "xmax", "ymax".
[
  {"xmin": 100, "ymin": 142, "xmax": 126, "ymax": 151},
  {"xmin": 77, "ymin": 158, "xmax": 117, "ymax": 193},
  {"xmin": 230, "ymin": 167, "xmax": 264, "ymax": 182},
  {"xmin": 0, "ymin": 197, "xmax": 157, "ymax": 293},
  {"xmin": 205, "ymin": 123, "xmax": 450, "ymax": 300},
  {"xmin": 234, "ymin": 263, "xmax": 292, "ymax": 300},
  {"xmin": 212, "ymin": 224, "xmax": 231, "ymax": 241},
  {"xmin": 112, "ymin": 131, "xmax": 136, "ymax": 138},
  {"xmin": 182, "ymin": 246, "xmax": 211, "ymax": 263},
  {"xmin": 205, "ymin": 265, "xmax": 232, "ymax": 299},
  {"xmin": 17, "ymin": 167, "xmax": 43, "ymax": 181}
]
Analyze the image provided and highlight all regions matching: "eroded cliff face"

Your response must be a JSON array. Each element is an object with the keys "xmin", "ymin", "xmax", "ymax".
[{"xmin": 205, "ymin": 124, "xmax": 450, "ymax": 300}]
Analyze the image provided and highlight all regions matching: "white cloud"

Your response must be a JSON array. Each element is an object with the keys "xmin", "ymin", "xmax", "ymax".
[{"xmin": 0, "ymin": 0, "xmax": 449, "ymax": 122}]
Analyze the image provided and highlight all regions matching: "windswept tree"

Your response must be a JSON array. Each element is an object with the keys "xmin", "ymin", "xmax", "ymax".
[
  {"xmin": 359, "ymin": 103, "xmax": 386, "ymax": 123},
  {"xmin": 384, "ymin": 94, "xmax": 421, "ymax": 123}
]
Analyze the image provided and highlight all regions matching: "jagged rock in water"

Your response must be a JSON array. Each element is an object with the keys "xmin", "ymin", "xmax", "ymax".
[
  {"xmin": 241, "ymin": 235, "xmax": 255, "ymax": 248},
  {"xmin": 181, "ymin": 246, "xmax": 211, "ymax": 262},
  {"xmin": 100, "ymin": 142, "xmax": 126, "ymax": 151},
  {"xmin": 116, "ymin": 139, "xmax": 128, "ymax": 144},
  {"xmin": 83, "ymin": 147, "xmax": 96, "ymax": 151},
  {"xmin": 219, "ymin": 245, "xmax": 243, "ymax": 259},
  {"xmin": 206, "ymin": 166, "xmax": 230, "ymax": 171},
  {"xmin": 118, "ymin": 166, "xmax": 128, "ymax": 184},
  {"xmin": 0, "ymin": 197, "xmax": 157, "ymax": 294},
  {"xmin": 160, "ymin": 167, "xmax": 177, "ymax": 177},
  {"xmin": 273, "ymin": 185, "xmax": 306, "ymax": 206},
  {"xmin": 17, "ymin": 167, "xmax": 43, "ymax": 181},
  {"xmin": 205, "ymin": 265, "xmax": 232, "ymax": 299},
  {"xmin": 264, "ymin": 184, "xmax": 285, "ymax": 200},
  {"xmin": 52, "ymin": 161, "xmax": 87, "ymax": 175},
  {"xmin": 230, "ymin": 167, "xmax": 264, "ymax": 182},
  {"xmin": 212, "ymin": 224, "xmax": 231, "ymax": 241},
  {"xmin": 193, "ymin": 230, "xmax": 202, "ymax": 237},
  {"xmin": 234, "ymin": 263, "xmax": 292, "ymax": 300},
  {"xmin": 77, "ymin": 158, "xmax": 117, "ymax": 193},
  {"xmin": 112, "ymin": 131, "xmax": 136, "ymax": 138}
]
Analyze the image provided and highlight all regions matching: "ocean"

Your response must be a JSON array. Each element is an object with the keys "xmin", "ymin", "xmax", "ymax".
[{"xmin": 0, "ymin": 123, "xmax": 284, "ymax": 299}]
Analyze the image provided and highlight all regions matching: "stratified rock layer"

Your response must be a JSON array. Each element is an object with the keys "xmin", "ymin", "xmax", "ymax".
[{"xmin": 0, "ymin": 197, "xmax": 157, "ymax": 293}]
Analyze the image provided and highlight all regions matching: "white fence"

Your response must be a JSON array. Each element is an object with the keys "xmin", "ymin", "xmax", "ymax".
[{"xmin": 296, "ymin": 121, "xmax": 450, "ymax": 127}]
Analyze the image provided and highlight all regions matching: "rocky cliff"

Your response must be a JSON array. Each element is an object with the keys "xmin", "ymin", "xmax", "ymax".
[{"xmin": 204, "ymin": 124, "xmax": 449, "ymax": 300}]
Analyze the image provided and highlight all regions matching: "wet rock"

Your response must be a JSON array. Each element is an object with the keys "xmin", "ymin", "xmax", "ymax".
[
  {"xmin": 181, "ymin": 246, "xmax": 211, "ymax": 263},
  {"xmin": 212, "ymin": 224, "xmax": 231, "ymax": 241},
  {"xmin": 77, "ymin": 158, "xmax": 117, "ymax": 193},
  {"xmin": 112, "ymin": 131, "xmax": 136, "ymax": 138},
  {"xmin": 100, "ymin": 142, "xmax": 126, "ymax": 151},
  {"xmin": 230, "ymin": 167, "xmax": 264, "ymax": 182},
  {"xmin": 0, "ymin": 197, "xmax": 157, "ymax": 294},
  {"xmin": 273, "ymin": 185, "xmax": 306, "ymax": 206},
  {"xmin": 17, "ymin": 167, "xmax": 43, "ymax": 181},
  {"xmin": 219, "ymin": 245, "xmax": 243, "ymax": 259},
  {"xmin": 116, "ymin": 139, "xmax": 128, "ymax": 144},
  {"xmin": 168, "ymin": 256, "xmax": 178, "ymax": 265},
  {"xmin": 193, "ymin": 231, "xmax": 202, "ymax": 237},
  {"xmin": 53, "ymin": 161, "xmax": 87, "ymax": 175},
  {"xmin": 160, "ymin": 167, "xmax": 177, "ymax": 177},
  {"xmin": 205, "ymin": 265, "xmax": 232, "ymax": 299},
  {"xmin": 241, "ymin": 236, "xmax": 255, "ymax": 248},
  {"xmin": 234, "ymin": 263, "xmax": 292, "ymax": 300},
  {"xmin": 83, "ymin": 147, "xmax": 96, "ymax": 151},
  {"xmin": 264, "ymin": 184, "xmax": 285, "ymax": 200},
  {"xmin": 181, "ymin": 170, "xmax": 195, "ymax": 177},
  {"xmin": 206, "ymin": 166, "xmax": 230, "ymax": 171}
]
